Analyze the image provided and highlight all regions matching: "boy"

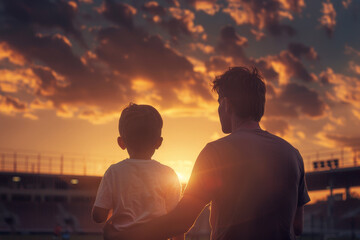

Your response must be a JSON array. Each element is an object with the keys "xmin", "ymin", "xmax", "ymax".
[{"xmin": 92, "ymin": 103, "xmax": 183, "ymax": 240}]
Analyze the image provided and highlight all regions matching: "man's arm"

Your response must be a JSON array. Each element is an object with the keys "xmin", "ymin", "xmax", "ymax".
[
  {"xmin": 293, "ymin": 205, "xmax": 304, "ymax": 236},
  {"xmin": 92, "ymin": 206, "xmax": 110, "ymax": 223},
  {"xmin": 104, "ymin": 195, "xmax": 207, "ymax": 240}
]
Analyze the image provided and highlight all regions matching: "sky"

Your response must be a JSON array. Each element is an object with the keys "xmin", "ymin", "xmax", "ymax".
[{"xmin": 1, "ymin": 0, "xmax": 360, "ymax": 183}]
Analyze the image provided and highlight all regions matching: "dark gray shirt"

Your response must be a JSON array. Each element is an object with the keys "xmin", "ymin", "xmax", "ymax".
[{"xmin": 184, "ymin": 129, "xmax": 310, "ymax": 240}]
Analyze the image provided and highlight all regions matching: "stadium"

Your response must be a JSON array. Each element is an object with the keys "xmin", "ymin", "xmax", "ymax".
[{"xmin": 0, "ymin": 147, "xmax": 360, "ymax": 240}]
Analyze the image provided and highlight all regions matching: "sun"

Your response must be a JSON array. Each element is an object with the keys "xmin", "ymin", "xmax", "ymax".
[{"xmin": 175, "ymin": 171, "xmax": 189, "ymax": 184}]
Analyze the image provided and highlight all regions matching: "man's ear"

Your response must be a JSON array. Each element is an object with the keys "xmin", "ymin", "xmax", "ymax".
[
  {"xmin": 117, "ymin": 136, "xmax": 126, "ymax": 150},
  {"xmin": 155, "ymin": 137, "xmax": 163, "ymax": 149}
]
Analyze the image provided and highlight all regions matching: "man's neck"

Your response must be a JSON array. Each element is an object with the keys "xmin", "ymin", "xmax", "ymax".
[{"xmin": 231, "ymin": 118, "xmax": 261, "ymax": 132}]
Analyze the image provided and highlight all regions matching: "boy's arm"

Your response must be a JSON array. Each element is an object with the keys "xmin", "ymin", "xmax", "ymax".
[
  {"xmin": 93, "ymin": 168, "xmax": 113, "ymax": 223},
  {"xmin": 92, "ymin": 206, "xmax": 110, "ymax": 223},
  {"xmin": 104, "ymin": 195, "xmax": 207, "ymax": 240}
]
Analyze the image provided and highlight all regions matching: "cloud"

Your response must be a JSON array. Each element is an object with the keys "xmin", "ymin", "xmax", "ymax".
[
  {"xmin": 185, "ymin": 0, "xmax": 220, "ymax": 15},
  {"xmin": 0, "ymin": 94, "xmax": 28, "ymax": 115},
  {"xmin": 345, "ymin": 45, "xmax": 360, "ymax": 57},
  {"xmin": 0, "ymin": 42, "xmax": 26, "ymax": 66},
  {"xmin": 349, "ymin": 61, "xmax": 360, "ymax": 75},
  {"xmin": 342, "ymin": 0, "xmax": 352, "ymax": 9},
  {"xmin": 142, "ymin": 1, "xmax": 167, "ymax": 16},
  {"xmin": 0, "ymin": 68, "xmax": 39, "ymax": 93},
  {"xmin": 100, "ymin": 0, "xmax": 137, "ymax": 29},
  {"xmin": 215, "ymin": 25, "xmax": 249, "ymax": 65},
  {"xmin": 94, "ymin": 26, "xmax": 212, "ymax": 106},
  {"xmin": 205, "ymin": 56, "xmax": 232, "ymax": 75},
  {"xmin": 189, "ymin": 43, "xmax": 215, "ymax": 54},
  {"xmin": 320, "ymin": 68, "xmax": 360, "ymax": 108},
  {"xmin": 162, "ymin": 7, "xmax": 205, "ymax": 41},
  {"xmin": 0, "ymin": 0, "xmax": 86, "ymax": 46},
  {"xmin": 212, "ymin": 26, "xmax": 314, "ymax": 84},
  {"xmin": 319, "ymin": 0, "xmax": 336, "ymax": 38},
  {"xmin": 326, "ymin": 134, "xmax": 360, "ymax": 150},
  {"xmin": 262, "ymin": 118, "xmax": 290, "ymax": 135},
  {"xmin": 266, "ymin": 83, "xmax": 327, "ymax": 118},
  {"xmin": 0, "ymin": 28, "xmax": 85, "ymax": 77},
  {"xmin": 266, "ymin": 50, "xmax": 317, "ymax": 84},
  {"xmin": 222, "ymin": 0, "xmax": 304, "ymax": 38},
  {"xmin": 288, "ymin": 42, "xmax": 319, "ymax": 60}
]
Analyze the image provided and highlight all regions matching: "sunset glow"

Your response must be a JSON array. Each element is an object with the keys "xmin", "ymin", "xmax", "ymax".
[{"xmin": 0, "ymin": 0, "xmax": 360, "ymax": 200}]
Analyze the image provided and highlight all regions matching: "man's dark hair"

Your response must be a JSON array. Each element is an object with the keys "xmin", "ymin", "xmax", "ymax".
[
  {"xmin": 119, "ymin": 103, "xmax": 163, "ymax": 152},
  {"xmin": 212, "ymin": 66, "xmax": 266, "ymax": 122}
]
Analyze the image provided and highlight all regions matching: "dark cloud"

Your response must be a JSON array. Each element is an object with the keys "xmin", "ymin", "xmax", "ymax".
[
  {"xmin": 166, "ymin": 0, "xmax": 180, "ymax": 7},
  {"xmin": 267, "ymin": 23, "xmax": 296, "ymax": 37},
  {"xmin": 252, "ymin": 58, "xmax": 279, "ymax": 82},
  {"xmin": 215, "ymin": 25, "xmax": 249, "ymax": 65},
  {"xmin": 159, "ymin": 7, "xmax": 204, "ymax": 41},
  {"xmin": 95, "ymin": 26, "xmax": 212, "ymax": 104},
  {"xmin": 96, "ymin": 27, "xmax": 193, "ymax": 83},
  {"xmin": 0, "ymin": 27, "xmax": 85, "ymax": 76},
  {"xmin": 288, "ymin": 43, "xmax": 319, "ymax": 60},
  {"xmin": 281, "ymin": 83, "xmax": 326, "ymax": 117},
  {"xmin": 142, "ymin": 1, "xmax": 167, "ymax": 16},
  {"xmin": 0, "ymin": 0, "xmax": 86, "ymax": 46},
  {"xmin": 101, "ymin": 0, "xmax": 137, "ymax": 29},
  {"xmin": 266, "ymin": 83, "xmax": 326, "ymax": 118},
  {"xmin": 276, "ymin": 51, "xmax": 316, "ymax": 82}
]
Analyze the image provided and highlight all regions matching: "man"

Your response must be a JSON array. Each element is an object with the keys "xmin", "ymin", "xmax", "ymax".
[{"xmin": 104, "ymin": 66, "xmax": 310, "ymax": 240}]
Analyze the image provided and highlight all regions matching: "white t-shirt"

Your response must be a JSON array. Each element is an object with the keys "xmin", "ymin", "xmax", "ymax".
[{"xmin": 94, "ymin": 158, "xmax": 181, "ymax": 230}]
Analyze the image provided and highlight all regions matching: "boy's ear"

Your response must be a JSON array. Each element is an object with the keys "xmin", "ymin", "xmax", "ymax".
[
  {"xmin": 155, "ymin": 137, "xmax": 163, "ymax": 149},
  {"xmin": 117, "ymin": 136, "xmax": 127, "ymax": 150}
]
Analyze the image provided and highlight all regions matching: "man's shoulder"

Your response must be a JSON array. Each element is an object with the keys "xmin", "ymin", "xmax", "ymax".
[{"xmin": 206, "ymin": 130, "xmax": 299, "ymax": 154}]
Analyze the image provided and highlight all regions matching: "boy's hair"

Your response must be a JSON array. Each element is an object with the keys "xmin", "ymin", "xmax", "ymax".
[
  {"xmin": 212, "ymin": 66, "xmax": 266, "ymax": 122},
  {"xmin": 119, "ymin": 103, "xmax": 163, "ymax": 152}
]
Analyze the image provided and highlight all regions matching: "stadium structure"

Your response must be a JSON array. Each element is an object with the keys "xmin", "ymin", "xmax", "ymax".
[{"xmin": 0, "ymin": 148, "xmax": 359, "ymax": 239}]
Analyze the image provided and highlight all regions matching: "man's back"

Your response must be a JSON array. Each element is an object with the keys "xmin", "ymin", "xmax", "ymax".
[{"xmin": 184, "ymin": 129, "xmax": 310, "ymax": 240}]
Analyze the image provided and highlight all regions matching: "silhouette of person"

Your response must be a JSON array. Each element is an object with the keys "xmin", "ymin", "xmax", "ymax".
[{"xmin": 104, "ymin": 67, "xmax": 310, "ymax": 240}]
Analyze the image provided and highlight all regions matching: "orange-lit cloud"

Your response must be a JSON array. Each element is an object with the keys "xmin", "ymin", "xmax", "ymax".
[
  {"xmin": 342, "ymin": 0, "xmax": 352, "ymax": 9},
  {"xmin": 189, "ymin": 43, "xmax": 215, "ymax": 54},
  {"xmin": 319, "ymin": 0, "xmax": 336, "ymax": 37},
  {"xmin": 186, "ymin": 0, "xmax": 220, "ymax": 15},
  {"xmin": 0, "ymin": 95, "xmax": 28, "ymax": 115},
  {"xmin": 320, "ymin": 68, "xmax": 360, "ymax": 108},
  {"xmin": 0, "ymin": 42, "xmax": 26, "ymax": 66},
  {"xmin": 349, "ymin": 61, "xmax": 360, "ymax": 75},
  {"xmin": 222, "ymin": 0, "xmax": 304, "ymax": 37},
  {"xmin": 0, "ymin": 68, "xmax": 39, "ymax": 93}
]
